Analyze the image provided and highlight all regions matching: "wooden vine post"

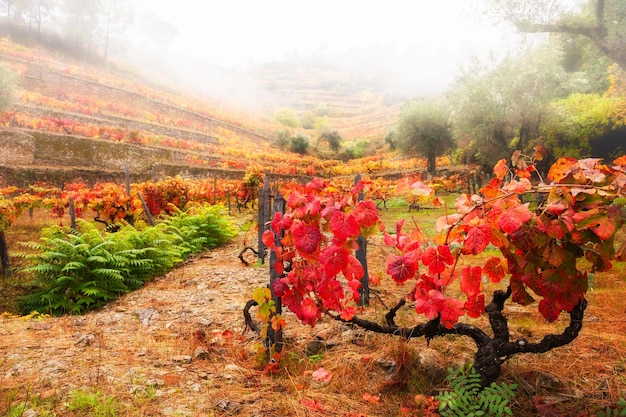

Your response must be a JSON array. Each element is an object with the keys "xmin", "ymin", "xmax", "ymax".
[
  {"xmin": 256, "ymin": 180, "xmax": 271, "ymax": 264},
  {"xmin": 355, "ymin": 174, "xmax": 370, "ymax": 306},
  {"xmin": 124, "ymin": 166, "xmax": 134, "ymax": 225},
  {"xmin": 136, "ymin": 192, "xmax": 155, "ymax": 226},
  {"xmin": 69, "ymin": 196, "xmax": 77, "ymax": 230},
  {"xmin": 266, "ymin": 190, "xmax": 285, "ymax": 352}
]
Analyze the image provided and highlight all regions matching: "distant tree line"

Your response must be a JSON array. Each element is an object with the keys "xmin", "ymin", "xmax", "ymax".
[
  {"xmin": 387, "ymin": 0, "xmax": 626, "ymax": 174},
  {"xmin": 0, "ymin": 0, "xmax": 153, "ymax": 64}
]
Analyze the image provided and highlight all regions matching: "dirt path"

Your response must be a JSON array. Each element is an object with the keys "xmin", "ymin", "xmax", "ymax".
[{"xmin": 0, "ymin": 240, "xmax": 285, "ymax": 416}]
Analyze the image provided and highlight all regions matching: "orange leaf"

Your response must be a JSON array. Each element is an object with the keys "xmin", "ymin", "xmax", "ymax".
[
  {"xmin": 312, "ymin": 367, "xmax": 332, "ymax": 382},
  {"xmin": 363, "ymin": 393, "xmax": 380, "ymax": 403},
  {"xmin": 547, "ymin": 157, "xmax": 577, "ymax": 182},
  {"xmin": 493, "ymin": 159, "xmax": 508, "ymax": 180},
  {"xmin": 301, "ymin": 398, "xmax": 324, "ymax": 411}
]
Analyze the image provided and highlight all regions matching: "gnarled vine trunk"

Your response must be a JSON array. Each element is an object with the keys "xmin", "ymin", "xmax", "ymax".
[{"xmin": 245, "ymin": 287, "xmax": 587, "ymax": 386}]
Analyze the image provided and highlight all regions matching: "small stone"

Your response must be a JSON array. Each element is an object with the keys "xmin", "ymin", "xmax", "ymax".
[
  {"xmin": 374, "ymin": 358, "xmax": 397, "ymax": 374},
  {"xmin": 304, "ymin": 338, "xmax": 325, "ymax": 356},
  {"xmin": 417, "ymin": 348, "xmax": 446, "ymax": 383},
  {"xmin": 172, "ymin": 355, "xmax": 192, "ymax": 364},
  {"xmin": 146, "ymin": 378, "xmax": 165, "ymax": 387},
  {"xmin": 74, "ymin": 334, "xmax": 95, "ymax": 347},
  {"xmin": 224, "ymin": 364, "xmax": 241, "ymax": 372},
  {"xmin": 43, "ymin": 359, "xmax": 67, "ymax": 374},
  {"xmin": 135, "ymin": 308, "xmax": 156, "ymax": 326},
  {"xmin": 197, "ymin": 317, "xmax": 213, "ymax": 327},
  {"xmin": 418, "ymin": 348, "xmax": 442, "ymax": 368},
  {"xmin": 193, "ymin": 347, "xmax": 210, "ymax": 360},
  {"xmin": 216, "ymin": 399, "xmax": 240, "ymax": 412},
  {"xmin": 27, "ymin": 322, "xmax": 52, "ymax": 331},
  {"xmin": 21, "ymin": 410, "xmax": 38, "ymax": 417}
]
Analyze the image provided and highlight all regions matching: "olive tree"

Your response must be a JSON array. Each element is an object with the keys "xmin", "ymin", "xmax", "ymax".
[
  {"xmin": 396, "ymin": 99, "xmax": 455, "ymax": 174},
  {"xmin": 315, "ymin": 129, "xmax": 342, "ymax": 153},
  {"xmin": 451, "ymin": 45, "xmax": 573, "ymax": 170},
  {"xmin": 489, "ymin": 0, "xmax": 626, "ymax": 70}
]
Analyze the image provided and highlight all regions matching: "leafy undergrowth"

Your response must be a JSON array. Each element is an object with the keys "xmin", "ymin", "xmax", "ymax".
[{"xmin": 1, "ymin": 208, "xmax": 626, "ymax": 416}]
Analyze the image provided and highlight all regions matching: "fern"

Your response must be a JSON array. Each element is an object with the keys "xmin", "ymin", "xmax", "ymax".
[
  {"xmin": 18, "ymin": 204, "xmax": 238, "ymax": 316},
  {"xmin": 436, "ymin": 364, "xmax": 517, "ymax": 417}
]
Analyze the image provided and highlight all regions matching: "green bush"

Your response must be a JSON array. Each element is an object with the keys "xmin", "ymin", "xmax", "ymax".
[
  {"xmin": 158, "ymin": 203, "xmax": 238, "ymax": 259},
  {"xmin": 18, "ymin": 204, "xmax": 238, "ymax": 315}
]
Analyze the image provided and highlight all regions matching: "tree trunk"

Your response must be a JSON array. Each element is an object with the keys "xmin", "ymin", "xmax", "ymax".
[
  {"xmin": 427, "ymin": 154, "xmax": 436, "ymax": 174},
  {"xmin": 0, "ymin": 231, "xmax": 10, "ymax": 277}
]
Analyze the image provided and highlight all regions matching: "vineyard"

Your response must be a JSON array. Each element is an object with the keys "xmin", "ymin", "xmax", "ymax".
[
  {"xmin": 1, "ymin": 35, "xmax": 626, "ymax": 417},
  {"xmin": 0, "ymin": 39, "xmax": 429, "ymax": 187},
  {"xmin": 2, "ymin": 150, "xmax": 626, "ymax": 415}
]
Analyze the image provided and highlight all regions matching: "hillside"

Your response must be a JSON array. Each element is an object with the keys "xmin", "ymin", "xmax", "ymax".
[
  {"xmin": 0, "ymin": 39, "xmax": 332, "ymax": 186},
  {"xmin": 249, "ymin": 60, "xmax": 404, "ymax": 141}
]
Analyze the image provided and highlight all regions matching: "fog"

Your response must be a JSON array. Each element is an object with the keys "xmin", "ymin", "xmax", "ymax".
[{"xmin": 121, "ymin": 0, "xmax": 525, "ymax": 111}]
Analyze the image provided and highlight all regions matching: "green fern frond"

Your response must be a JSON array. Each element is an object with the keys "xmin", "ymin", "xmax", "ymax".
[{"xmin": 90, "ymin": 268, "xmax": 125, "ymax": 281}]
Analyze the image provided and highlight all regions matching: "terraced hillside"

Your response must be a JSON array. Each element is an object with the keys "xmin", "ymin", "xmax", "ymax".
[
  {"xmin": 0, "ymin": 39, "xmax": 335, "ymax": 186},
  {"xmin": 251, "ymin": 61, "xmax": 404, "ymax": 142}
]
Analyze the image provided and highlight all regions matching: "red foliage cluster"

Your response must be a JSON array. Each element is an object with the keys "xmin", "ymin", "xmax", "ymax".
[{"xmin": 262, "ymin": 153, "xmax": 626, "ymax": 332}]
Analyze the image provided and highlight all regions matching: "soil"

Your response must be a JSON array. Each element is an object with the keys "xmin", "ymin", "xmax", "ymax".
[
  {"xmin": 0, "ymin": 233, "xmax": 373, "ymax": 416},
  {"xmin": 2, "ymin": 229, "xmax": 626, "ymax": 416}
]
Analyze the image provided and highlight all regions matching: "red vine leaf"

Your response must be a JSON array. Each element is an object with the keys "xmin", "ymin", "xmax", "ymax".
[
  {"xmin": 591, "ymin": 216, "xmax": 616, "ymax": 240},
  {"xmin": 414, "ymin": 289, "xmax": 444, "ymax": 320},
  {"xmin": 386, "ymin": 254, "xmax": 418, "ymax": 284},
  {"xmin": 330, "ymin": 210, "xmax": 360, "ymax": 241},
  {"xmin": 439, "ymin": 297, "xmax": 465, "ymax": 329},
  {"xmin": 462, "ymin": 223, "xmax": 491, "ymax": 255},
  {"xmin": 542, "ymin": 241, "xmax": 569, "ymax": 268},
  {"xmin": 421, "ymin": 245, "xmax": 454, "ymax": 274},
  {"xmin": 342, "ymin": 255, "xmax": 364, "ymax": 281},
  {"xmin": 292, "ymin": 222, "xmax": 322, "ymax": 254},
  {"xmin": 301, "ymin": 398, "xmax": 324, "ymax": 411},
  {"xmin": 319, "ymin": 246, "xmax": 349, "ymax": 278},
  {"xmin": 460, "ymin": 266, "xmax": 482, "ymax": 298},
  {"xmin": 498, "ymin": 203, "xmax": 532, "ymax": 234},
  {"xmin": 538, "ymin": 298, "xmax": 561, "ymax": 322},
  {"xmin": 464, "ymin": 294, "xmax": 485, "ymax": 318},
  {"xmin": 547, "ymin": 157, "xmax": 578, "ymax": 182},
  {"xmin": 493, "ymin": 159, "xmax": 508, "ymax": 180},
  {"xmin": 340, "ymin": 306, "xmax": 356, "ymax": 321},
  {"xmin": 354, "ymin": 200, "xmax": 379, "ymax": 228},
  {"xmin": 483, "ymin": 257, "xmax": 505, "ymax": 283},
  {"xmin": 300, "ymin": 298, "xmax": 319, "ymax": 326},
  {"xmin": 312, "ymin": 367, "xmax": 333, "ymax": 382},
  {"xmin": 511, "ymin": 279, "xmax": 535, "ymax": 305}
]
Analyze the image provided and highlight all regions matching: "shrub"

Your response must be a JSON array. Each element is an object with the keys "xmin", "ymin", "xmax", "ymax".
[{"xmin": 18, "ymin": 204, "xmax": 238, "ymax": 315}]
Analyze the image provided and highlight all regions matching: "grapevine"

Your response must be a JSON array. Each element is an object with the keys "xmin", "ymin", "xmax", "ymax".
[{"xmin": 253, "ymin": 151, "xmax": 626, "ymax": 385}]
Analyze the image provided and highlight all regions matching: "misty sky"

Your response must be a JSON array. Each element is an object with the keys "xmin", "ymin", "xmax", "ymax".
[
  {"xmin": 127, "ymin": 0, "xmax": 534, "ymax": 104},
  {"xmin": 134, "ymin": 0, "xmax": 520, "ymax": 69}
]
